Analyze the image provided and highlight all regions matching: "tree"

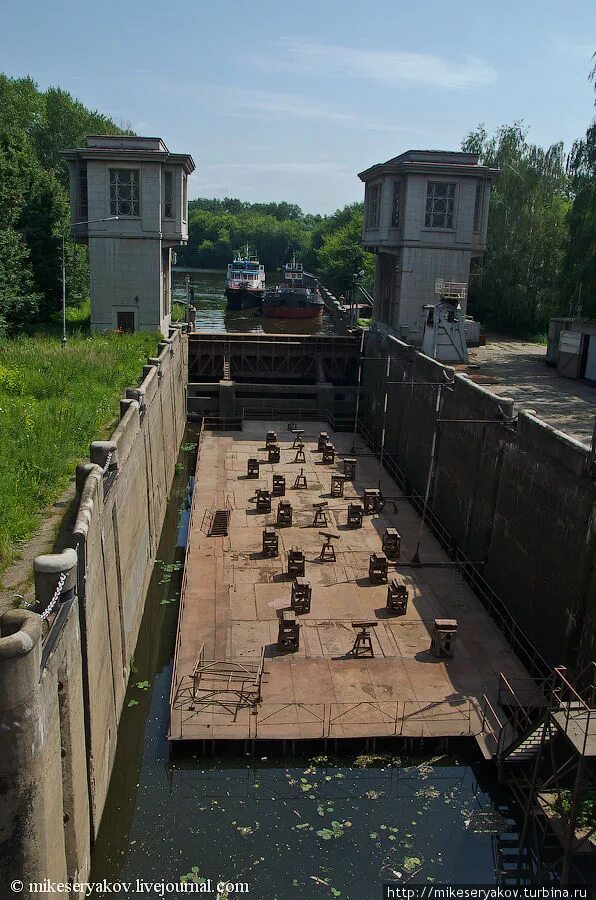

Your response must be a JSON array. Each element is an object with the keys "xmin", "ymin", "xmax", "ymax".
[
  {"xmin": 0, "ymin": 128, "xmax": 68, "ymax": 318},
  {"xmin": 462, "ymin": 123, "xmax": 570, "ymax": 333},
  {"xmin": 316, "ymin": 204, "xmax": 374, "ymax": 293},
  {"xmin": 0, "ymin": 228, "xmax": 41, "ymax": 335},
  {"xmin": 0, "ymin": 75, "xmax": 129, "ymax": 332},
  {"xmin": 563, "ymin": 56, "xmax": 596, "ymax": 316}
]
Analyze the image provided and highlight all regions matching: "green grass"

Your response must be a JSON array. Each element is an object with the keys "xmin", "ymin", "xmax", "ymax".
[
  {"xmin": 171, "ymin": 300, "xmax": 186, "ymax": 323},
  {"xmin": 0, "ymin": 325, "xmax": 159, "ymax": 575}
]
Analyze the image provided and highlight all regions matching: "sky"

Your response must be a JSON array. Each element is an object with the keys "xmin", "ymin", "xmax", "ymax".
[{"xmin": 1, "ymin": 0, "xmax": 595, "ymax": 214}]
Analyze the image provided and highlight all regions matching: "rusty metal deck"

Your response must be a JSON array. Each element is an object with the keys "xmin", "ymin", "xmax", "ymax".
[{"xmin": 169, "ymin": 420, "xmax": 529, "ymax": 742}]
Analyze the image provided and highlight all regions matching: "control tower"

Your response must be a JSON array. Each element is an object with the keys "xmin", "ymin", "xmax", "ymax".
[
  {"xmin": 358, "ymin": 150, "xmax": 498, "ymax": 349},
  {"xmin": 61, "ymin": 135, "xmax": 195, "ymax": 336}
]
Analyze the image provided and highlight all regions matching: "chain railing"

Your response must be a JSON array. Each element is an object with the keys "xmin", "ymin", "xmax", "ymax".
[
  {"xmin": 102, "ymin": 450, "xmax": 113, "ymax": 473},
  {"xmin": 39, "ymin": 571, "xmax": 67, "ymax": 622}
]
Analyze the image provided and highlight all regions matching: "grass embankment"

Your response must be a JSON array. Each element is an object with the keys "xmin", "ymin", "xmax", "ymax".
[{"xmin": 0, "ymin": 327, "xmax": 159, "ymax": 576}]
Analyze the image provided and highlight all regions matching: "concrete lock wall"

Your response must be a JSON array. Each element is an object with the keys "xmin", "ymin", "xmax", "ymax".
[
  {"xmin": 360, "ymin": 331, "xmax": 596, "ymax": 670},
  {"xmin": 0, "ymin": 327, "xmax": 187, "ymax": 896}
]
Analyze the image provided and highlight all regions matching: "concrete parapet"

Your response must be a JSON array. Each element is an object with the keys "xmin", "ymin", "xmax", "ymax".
[
  {"xmin": 516, "ymin": 409, "xmax": 590, "ymax": 477},
  {"xmin": 0, "ymin": 610, "xmax": 48, "ymax": 891},
  {"xmin": 138, "ymin": 364, "xmax": 158, "ymax": 407},
  {"xmin": 0, "ymin": 609, "xmax": 42, "ymax": 701},
  {"xmin": 75, "ymin": 462, "xmax": 100, "ymax": 495},
  {"xmin": 360, "ymin": 330, "xmax": 596, "ymax": 669},
  {"xmin": 72, "ymin": 467, "xmax": 103, "ymax": 542},
  {"xmin": 111, "ymin": 401, "xmax": 141, "ymax": 470},
  {"xmin": 454, "ymin": 372, "xmax": 514, "ymax": 417},
  {"xmin": 2, "ymin": 326, "xmax": 187, "ymax": 893}
]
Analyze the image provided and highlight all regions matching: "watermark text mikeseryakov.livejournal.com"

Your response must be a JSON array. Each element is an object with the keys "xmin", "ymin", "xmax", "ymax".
[{"xmin": 11, "ymin": 879, "xmax": 250, "ymax": 896}]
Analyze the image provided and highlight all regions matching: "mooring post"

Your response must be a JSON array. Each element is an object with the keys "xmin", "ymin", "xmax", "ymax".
[{"xmin": 33, "ymin": 548, "xmax": 78, "ymax": 619}]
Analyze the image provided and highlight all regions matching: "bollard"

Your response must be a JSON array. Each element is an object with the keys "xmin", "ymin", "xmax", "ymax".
[
  {"xmin": 126, "ymin": 386, "xmax": 147, "ymax": 416},
  {"xmin": 33, "ymin": 548, "xmax": 78, "ymax": 619},
  {"xmin": 90, "ymin": 440, "xmax": 118, "ymax": 475}
]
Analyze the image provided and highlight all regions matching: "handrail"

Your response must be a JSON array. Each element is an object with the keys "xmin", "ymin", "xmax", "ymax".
[
  {"xmin": 552, "ymin": 665, "xmax": 591, "ymax": 712},
  {"xmin": 480, "ymin": 694, "xmax": 503, "ymax": 742},
  {"xmin": 550, "ymin": 665, "xmax": 594, "ymax": 756}
]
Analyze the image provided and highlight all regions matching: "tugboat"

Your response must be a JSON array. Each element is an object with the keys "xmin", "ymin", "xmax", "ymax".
[
  {"xmin": 263, "ymin": 257, "xmax": 324, "ymax": 320},
  {"xmin": 225, "ymin": 247, "xmax": 266, "ymax": 309}
]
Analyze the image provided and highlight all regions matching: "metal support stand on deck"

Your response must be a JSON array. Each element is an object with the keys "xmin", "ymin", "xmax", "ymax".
[
  {"xmin": 348, "ymin": 621, "xmax": 377, "ymax": 658},
  {"xmin": 312, "ymin": 502, "xmax": 328, "ymax": 527},
  {"xmin": 293, "ymin": 468, "xmax": 308, "ymax": 489},
  {"xmin": 319, "ymin": 531, "xmax": 339, "ymax": 562},
  {"xmin": 294, "ymin": 442, "xmax": 306, "ymax": 463}
]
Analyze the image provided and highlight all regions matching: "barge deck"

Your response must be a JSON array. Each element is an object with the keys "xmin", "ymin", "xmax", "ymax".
[{"xmin": 169, "ymin": 420, "xmax": 529, "ymax": 743}]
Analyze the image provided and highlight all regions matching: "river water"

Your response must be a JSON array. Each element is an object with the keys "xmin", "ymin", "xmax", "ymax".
[
  {"xmin": 89, "ymin": 429, "xmax": 538, "ymax": 897},
  {"xmin": 172, "ymin": 269, "xmax": 336, "ymax": 335}
]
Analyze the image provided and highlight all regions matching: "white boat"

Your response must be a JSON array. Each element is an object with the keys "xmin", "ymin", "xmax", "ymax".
[{"xmin": 225, "ymin": 247, "xmax": 266, "ymax": 309}]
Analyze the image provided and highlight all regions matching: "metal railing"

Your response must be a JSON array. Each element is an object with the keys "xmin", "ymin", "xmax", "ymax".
[
  {"xmin": 480, "ymin": 694, "xmax": 504, "ymax": 747},
  {"xmin": 550, "ymin": 666, "xmax": 596, "ymax": 757},
  {"xmin": 170, "ymin": 695, "xmax": 480, "ymax": 741}
]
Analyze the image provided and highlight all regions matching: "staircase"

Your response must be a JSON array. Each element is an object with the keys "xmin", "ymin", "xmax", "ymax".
[
  {"xmin": 505, "ymin": 719, "xmax": 555, "ymax": 762},
  {"xmin": 478, "ymin": 667, "xmax": 596, "ymax": 883},
  {"xmin": 208, "ymin": 508, "xmax": 230, "ymax": 536},
  {"xmin": 493, "ymin": 809, "xmax": 536, "ymax": 885}
]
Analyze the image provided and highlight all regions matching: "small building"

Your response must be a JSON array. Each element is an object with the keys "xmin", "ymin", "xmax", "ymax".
[
  {"xmin": 60, "ymin": 135, "xmax": 195, "ymax": 336},
  {"xmin": 358, "ymin": 150, "xmax": 499, "ymax": 346},
  {"xmin": 546, "ymin": 316, "xmax": 596, "ymax": 381}
]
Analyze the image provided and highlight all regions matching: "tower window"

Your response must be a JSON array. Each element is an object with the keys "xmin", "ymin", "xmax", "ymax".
[
  {"xmin": 366, "ymin": 183, "xmax": 381, "ymax": 228},
  {"xmin": 425, "ymin": 181, "xmax": 456, "ymax": 229},
  {"xmin": 164, "ymin": 171, "xmax": 174, "ymax": 219},
  {"xmin": 109, "ymin": 169, "xmax": 140, "ymax": 217},
  {"xmin": 78, "ymin": 166, "xmax": 88, "ymax": 221},
  {"xmin": 391, "ymin": 181, "xmax": 401, "ymax": 228},
  {"xmin": 473, "ymin": 181, "xmax": 484, "ymax": 232}
]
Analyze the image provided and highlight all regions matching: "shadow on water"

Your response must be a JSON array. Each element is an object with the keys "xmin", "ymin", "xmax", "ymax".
[
  {"xmin": 173, "ymin": 269, "xmax": 336, "ymax": 335},
  {"xmin": 89, "ymin": 424, "xmax": 549, "ymax": 897}
]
